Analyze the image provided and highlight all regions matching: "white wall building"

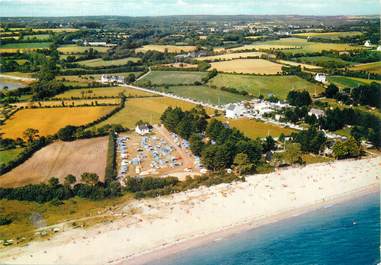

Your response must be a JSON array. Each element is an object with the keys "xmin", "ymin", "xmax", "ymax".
[
  {"xmin": 308, "ymin": 108, "xmax": 326, "ymax": 118},
  {"xmin": 314, "ymin": 73, "xmax": 327, "ymax": 83},
  {"xmin": 364, "ymin": 40, "xmax": 372, "ymax": 47},
  {"xmin": 225, "ymin": 104, "xmax": 246, "ymax": 119},
  {"xmin": 135, "ymin": 124, "xmax": 152, "ymax": 135},
  {"xmin": 101, "ymin": 75, "xmax": 125, "ymax": 84}
]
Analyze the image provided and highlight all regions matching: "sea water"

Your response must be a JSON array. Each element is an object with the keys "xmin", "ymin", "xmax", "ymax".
[{"xmin": 152, "ymin": 192, "xmax": 380, "ymax": 265}]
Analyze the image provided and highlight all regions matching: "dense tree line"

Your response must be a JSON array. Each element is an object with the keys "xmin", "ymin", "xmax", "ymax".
[
  {"xmin": 105, "ymin": 132, "xmax": 117, "ymax": 183},
  {"xmin": 0, "ymin": 173, "xmax": 122, "ymax": 203},
  {"xmin": 291, "ymin": 127, "xmax": 327, "ymax": 154},
  {"xmin": 319, "ymin": 108, "xmax": 381, "ymax": 146},
  {"xmin": 324, "ymin": 83, "xmax": 381, "ymax": 109},
  {"xmin": 287, "ymin": 90, "xmax": 312, "ymax": 107}
]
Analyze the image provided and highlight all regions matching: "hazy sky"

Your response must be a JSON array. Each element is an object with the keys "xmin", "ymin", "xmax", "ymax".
[{"xmin": 0, "ymin": 0, "xmax": 379, "ymax": 17}]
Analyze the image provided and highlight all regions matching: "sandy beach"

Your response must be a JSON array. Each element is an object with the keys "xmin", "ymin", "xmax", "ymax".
[{"xmin": 1, "ymin": 156, "xmax": 380, "ymax": 265}]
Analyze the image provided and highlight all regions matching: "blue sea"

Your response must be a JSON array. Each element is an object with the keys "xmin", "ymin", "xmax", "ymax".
[{"xmin": 152, "ymin": 192, "xmax": 380, "ymax": 265}]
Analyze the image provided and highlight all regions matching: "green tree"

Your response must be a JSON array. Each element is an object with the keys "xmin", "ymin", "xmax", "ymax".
[
  {"xmin": 57, "ymin": 125, "xmax": 78, "ymax": 141},
  {"xmin": 233, "ymin": 153, "xmax": 254, "ymax": 175},
  {"xmin": 262, "ymin": 136, "xmax": 276, "ymax": 153},
  {"xmin": 283, "ymin": 143, "xmax": 302, "ymax": 165},
  {"xmin": 332, "ymin": 137, "xmax": 361, "ymax": 159},
  {"xmin": 23, "ymin": 128, "xmax": 39, "ymax": 142},
  {"xmin": 81, "ymin": 172, "xmax": 99, "ymax": 186},
  {"xmin": 64, "ymin": 174, "xmax": 77, "ymax": 187},
  {"xmin": 189, "ymin": 133, "xmax": 204, "ymax": 156},
  {"xmin": 48, "ymin": 177, "xmax": 60, "ymax": 187}
]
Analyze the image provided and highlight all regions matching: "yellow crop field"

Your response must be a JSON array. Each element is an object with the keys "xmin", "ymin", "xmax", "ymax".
[
  {"xmin": 210, "ymin": 59, "xmax": 284, "ymax": 74},
  {"xmin": 349, "ymin": 61, "xmax": 381, "ymax": 74},
  {"xmin": 0, "ymin": 106, "xmax": 115, "ymax": 139},
  {"xmin": 96, "ymin": 97, "xmax": 212, "ymax": 129},
  {"xmin": 12, "ymin": 98, "xmax": 120, "ymax": 108},
  {"xmin": 55, "ymin": 87, "xmax": 155, "ymax": 98},
  {"xmin": 136, "ymin": 45, "xmax": 197, "ymax": 53},
  {"xmin": 58, "ymin": 44, "xmax": 110, "ymax": 54},
  {"xmin": 220, "ymin": 118, "xmax": 295, "ymax": 139},
  {"xmin": 197, "ymin": 52, "xmax": 269, "ymax": 61},
  {"xmin": 32, "ymin": 28, "xmax": 79, "ymax": 33}
]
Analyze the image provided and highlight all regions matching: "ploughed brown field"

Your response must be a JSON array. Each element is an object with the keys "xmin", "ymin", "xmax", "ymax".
[{"xmin": 0, "ymin": 137, "xmax": 108, "ymax": 188}]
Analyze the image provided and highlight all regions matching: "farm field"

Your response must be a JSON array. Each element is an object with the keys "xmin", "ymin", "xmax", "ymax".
[
  {"xmin": 31, "ymin": 28, "xmax": 79, "ymax": 32},
  {"xmin": 210, "ymin": 59, "xmax": 284, "ymax": 74},
  {"xmin": 349, "ymin": 61, "xmax": 381, "ymax": 74},
  {"xmin": 0, "ymin": 148, "xmax": 24, "ymax": 165},
  {"xmin": 219, "ymin": 118, "xmax": 295, "ymax": 139},
  {"xmin": 58, "ymin": 44, "xmax": 110, "ymax": 54},
  {"xmin": 161, "ymin": 63, "xmax": 198, "ymax": 69},
  {"xmin": 77, "ymin": 57, "xmax": 141, "ymax": 67},
  {"xmin": 0, "ymin": 137, "xmax": 109, "ymax": 187},
  {"xmin": 55, "ymin": 86, "xmax": 155, "ymax": 98},
  {"xmin": 0, "ymin": 106, "xmax": 115, "ymax": 139},
  {"xmin": 0, "ymin": 72, "xmax": 34, "ymax": 78},
  {"xmin": 154, "ymin": 85, "xmax": 248, "ymax": 105},
  {"xmin": 23, "ymin": 34, "xmax": 50, "ymax": 40},
  {"xmin": 293, "ymin": 56, "xmax": 353, "ymax": 67},
  {"xmin": 209, "ymin": 74, "xmax": 323, "ymax": 99},
  {"xmin": 328, "ymin": 76, "xmax": 381, "ymax": 89},
  {"xmin": 96, "ymin": 97, "xmax": 209, "ymax": 129},
  {"xmin": 136, "ymin": 45, "xmax": 197, "ymax": 53},
  {"xmin": 56, "ymin": 72, "xmax": 143, "ymax": 85},
  {"xmin": 0, "ymin": 42, "xmax": 52, "ymax": 53},
  {"xmin": 196, "ymin": 52, "xmax": 267, "ymax": 61},
  {"xmin": 137, "ymin": 70, "xmax": 208, "ymax": 85},
  {"xmin": 230, "ymin": 38, "xmax": 362, "ymax": 54},
  {"xmin": 277, "ymin": 60, "xmax": 322, "ymax": 69},
  {"xmin": 12, "ymin": 98, "xmax": 121, "ymax": 108},
  {"xmin": 293, "ymin": 31, "xmax": 363, "ymax": 40}
]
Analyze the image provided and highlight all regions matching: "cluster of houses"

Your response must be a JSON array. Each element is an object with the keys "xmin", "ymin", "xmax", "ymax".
[
  {"xmin": 83, "ymin": 40, "xmax": 117, "ymax": 47},
  {"xmin": 135, "ymin": 124, "xmax": 153, "ymax": 135},
  {"xmin": 175, "ymin": 50, "xmax": 208, "ymax": 61},
  {"xmin": 117, "ymin": 135, "xmax": 129, "ymax": 179},
  {"xmin": 225, "ymin": 99, "xmax": 290, "ymax": 120},
  {"xmin": 100, "ymin": 74, "xmax": 125, "ymax": 84}
]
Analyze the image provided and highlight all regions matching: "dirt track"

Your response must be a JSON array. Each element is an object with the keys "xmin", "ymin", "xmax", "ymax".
[{"xmin": 0, "ymin": 137, "xmax": 108, "ymax": 188}]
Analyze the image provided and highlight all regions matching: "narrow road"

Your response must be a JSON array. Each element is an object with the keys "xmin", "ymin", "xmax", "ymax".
[{"xmin": 135, "ymin": 67, "xmax": 151, "ymax": 81}]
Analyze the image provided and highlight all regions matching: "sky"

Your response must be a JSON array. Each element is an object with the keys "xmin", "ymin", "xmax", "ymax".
[{"xmin": 0, "ymin": 0, "xmax": 379, "ymax": 17}]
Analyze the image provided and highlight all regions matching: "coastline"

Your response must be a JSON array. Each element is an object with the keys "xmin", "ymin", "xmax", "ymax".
[
  {"xmin": 1, "ymin": 156, "xmax": 380, "ymax": 265},
  {"xmin": 125, "ymin": 183, "xmax": 379, "ymax": 265}
]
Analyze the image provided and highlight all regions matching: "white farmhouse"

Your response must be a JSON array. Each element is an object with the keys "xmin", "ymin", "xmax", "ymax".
[
  {"xmin": 135, "ymin": 124, "xmax": 152, "ymax": 135},
  {"xmin": 377, "ymin": 46, "xmax": 381, "ymax": 51},
  {"xmin": 308, "ymin": 108, "xmax": 326, "ymax": 118},
  {"xmin": 364, "ymin": 40, "xmax": 372, "ymax": 47},
  {"xmin": 225, "ymin": 104, "xmax": 246, "ymax": 119},
  {"xmin": 101, "ymin": 75, "xmax": 125, "ymax": 84},
  {"xmin": 314, "ymin": 73, "xmax": 327, "ymax": 83}
]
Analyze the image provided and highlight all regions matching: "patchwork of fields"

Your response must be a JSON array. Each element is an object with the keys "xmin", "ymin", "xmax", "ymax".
[
  {"xmin": 210, "ymin": 59, "xmax": 284, "ymax": 74},
  {"xmin": 328, "ymin": 76, "xmax": 381, "ymax": 89},
  {"xmin": 0, "ymin": 106, "xmax": 115, "ymax": 139},
  {"xmin": 209, "ymin": 74, "xmax": 323, "ymax": 99},
  {"xmin": 349, "ymin": 61, "xmax": 381, "ymax": 74},
  {"xmin": 230, "ymin": 38, "xmax": 363, "ymax": 54},
  {"xmin": 136, "ymin": 45, "xmax": 197, "ymax": 53},
  {"xmin": 0, "ymin": 42, "xmax": 52, "ymax": 53},
  {"xmin": 196, "ymin": 52, "xmax": 267, "ymax": 61},
  {"xmin": 55, "ymin": 86, "xmax": 155, "ymax": 98},
  {"xmin": 292, "ymin": 31, "xmax": 363, "ymax": 40},
  {"xmin": 292, "ymin": 56, "xmax": 353, "ymax": 67}
]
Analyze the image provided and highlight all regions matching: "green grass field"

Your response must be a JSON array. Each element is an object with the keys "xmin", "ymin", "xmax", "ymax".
[
  {"xmin": 328, "ymin": 76, "xmax": 381, "ymax": 89},
  {"xmin": 77, "ymin": 57, "xmax": 141, "ymax": 67},
  {"xmin": 153, "ymin": 85, "xmax": 248, "ymax": 105},
  {"xmin": 293, "ymin": 31, "xmax": 363, "ymax": 40},
  {"xmin": 0, "ymin": 42, "xmax": 52, "ymax": 52},
  {"xmin": 230, "ymin": 38, "xmax": 363, "ymax": 54},
  {"xmin": 209, "ymin": 74, "xmax": 323, "ymax": 99},
  {"xmin": 349, "ymin": 61, "xmax": 381, "ymax": 74},
  {"xmin": 137, "ymin": 71, "xmax": 208, "ymax": 85},
  {"xmin": 0, "ymin": 148, "xmax": 24, "ymax": 165},
  {"xmin": 294, "ymin": 56, "xmax": 353, "ymax": 68}
]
